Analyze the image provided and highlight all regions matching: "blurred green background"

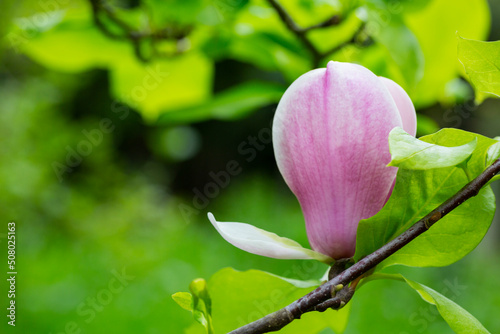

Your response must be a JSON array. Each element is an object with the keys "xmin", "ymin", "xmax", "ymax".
[{"xmin": 1, "ymin": 0, "xmax": 500, "ymax": 333}]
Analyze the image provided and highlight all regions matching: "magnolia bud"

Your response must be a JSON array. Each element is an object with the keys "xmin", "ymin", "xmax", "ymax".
[{"xmin": 272, "ymin": 61, "xmax": 416, "ymax": 259}]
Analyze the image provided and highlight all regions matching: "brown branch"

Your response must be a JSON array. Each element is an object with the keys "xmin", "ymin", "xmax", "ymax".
[
  {"xmin": 229, "ymin": 158, "xmax": 500, "ymax": 334},
  {"xmin": 266, "ymin": 0, "xmax": 369, "ymax": 68},
  {"xmin": 88, "ymin": 0, "xmax": 191, "ymax": 62},
  {"xmin": 266, "ymin": 0, "xmax": 343, "ymax": 67}
]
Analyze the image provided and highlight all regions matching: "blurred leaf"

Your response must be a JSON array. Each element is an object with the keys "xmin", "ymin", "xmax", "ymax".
[
  {"xmin": 110, "ymin": 52, "xmax": 213, "ymax": 121},
  {"xmin": 403, "ymin": 276, "xmax": 490, "ymax": 334},
  {"xmin": 458, "ymin": 36, "xmax": 500, "ymax": 103},
  {"xmin": 144, "ymin": 0, "xmax": 206, "ymax": 25},
  {"xmin": 355, "ymin": 129, "xmax": 497, "ymax": 267},
  {"xmin": 229, "ymin": 1, "xmax": 310, "ymax": 81},
  {"xmin": 388, "ymin": 127, "xmax": 477, "ymax": 170},
  {"xmin": 415, "ymin": 114, "xmax": 439, "ymax": 136},
  {"xmin": 19, "ymin": 21, "xmax": 130, "ymax": 72},
  {"xmin": 157, "ymin": 81, "xmax": 285, "ymax": 124},
  {"xmin": 308, "ymin": 13, "xmax": 363, "ymax": 55},
  {"xmin": 19, "ymin": 12, "xmax": 213, "ymax": 121},
  {"xmin": 403, "ymin": 0, "xmax": 490, "ymax": 107},
  {"xmin": 173, "ymin": 292, "xmax": 194, "ymax": 311},
  {"xmin": 206, "ymin": 268, "xmax": 351, "ymax": 334},
  {"xmin": 362, "ymin": 3, "xmax": 424, "ymax": 89}
]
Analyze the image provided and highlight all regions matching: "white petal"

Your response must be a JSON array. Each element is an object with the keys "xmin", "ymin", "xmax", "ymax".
[{"xmin": 208, "ymin": 213, "xmax": 333, "ymax": 263}]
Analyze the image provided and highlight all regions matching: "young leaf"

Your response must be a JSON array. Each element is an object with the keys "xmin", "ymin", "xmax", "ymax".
[
  {"xmin": 458, "ymin": 36, "xmax": 500, "ymax": 103},
  {"xmin": 388, "ymin": 127, "xmax": 477, "ymax": 169},
  {"xmin": 208, "ymin": 213, "xmax": 333, "ymax": 263},
  {"xmin": 207, "ymin": 268, "xmax": 351, "ymax": 334},
  {"xmin": 355, "ymin": 129, "xmax": 496, "ymax": 268},
  {"xmin": 172, "ymin": 292, "xmax": 194, "ymax": 311},
  {"xmin": 486, "ymin": 140, "xmax": 500, "ymax": 166},
  {"xmin": 190, "ymin": 278, "xmax": 214, "ymax": 334}
]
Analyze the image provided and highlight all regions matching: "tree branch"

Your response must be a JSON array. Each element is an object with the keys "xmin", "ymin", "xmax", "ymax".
[
  {"xmin": 266, "ymin": 0, "xmax": 364, "ymax": 67},
  {"xmin": 229, "ymin": 158, "xmax": 500, "ymax": 334},
  {"xmin": 88, "ymin": 0, "xmax": 191, "ymax": 62}
]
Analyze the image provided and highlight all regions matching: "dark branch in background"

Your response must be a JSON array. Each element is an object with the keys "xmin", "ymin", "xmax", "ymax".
[
  {"xmin": 229, "ymin": 158, "xmax": 500, "ymax": 334},
  {"xmin": 88, "ymin": 0, "xmax": 191, "ymax": 62},
  {"xmin": 266, "ymin": 0, "xmax": 366, "ymax": 67},
  {"xmin": 89, "ymin": 0, "xmax": 365, "ymax": 65}
]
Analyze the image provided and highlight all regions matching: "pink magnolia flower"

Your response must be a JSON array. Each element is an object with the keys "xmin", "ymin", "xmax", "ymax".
[{"xmin": 209, "ymin": 61, "xmax": 416, "ymax": 262}]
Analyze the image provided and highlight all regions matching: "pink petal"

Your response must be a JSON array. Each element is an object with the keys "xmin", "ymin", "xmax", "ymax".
[
  {"xmin": 273, "ymin": 61, "xmax": 414, "ymax": 259},
  {"xmin": 379, "ymin": 77, "xmax": 417, "ymax": 136}
]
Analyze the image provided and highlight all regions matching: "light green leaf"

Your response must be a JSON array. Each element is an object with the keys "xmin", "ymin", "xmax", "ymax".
[
  {"xmin": 416, "ymin": 114, "xmax": 439, "ymax": 136},
  {"xmin": 109, "ymin": 52, "xmax": 213, "ymax": 122},
  {"xmin": 19, "ymin": 21, "xmax": 130, "ymax": 72},
  {"xmin": 172, "ymin": 292, "xmax": 194, "ymax": 311},
  {"xmin": 229, "ymin": 1, "xmax": 310, "ymax": 82},
  {"xmin": 207, "ymin": 268, "xmax": 351, "ymax": 334},
  {"xmin": 388, "ymin": 127, "xmax": 477, "ymax": 169},
  {"xmin": 458, "ymin": 36, "xmax": 500, "ymax": 103},
  {"xmin": 355, "ymin": 129, "xmax": 496, "ymax": 267},
  {"xmin": 157, "ymin": 81, "xmax": 286, "ymax": 124},
  {"xmin": 361, "ymin": 273, "xmax": 490, "ymax": 333},
  {"xmin": 403, "ymin": 277, "xmax": 490, "ymax": 334},
  {"xmin": 404, "ymin": 0, "xmax": 490, "ymax": 107},
  {"xmin": 17, "ymin": 9, "xmax": 214, "ymax": 122},
  {"xmin": 362, "ymin": 3, "xmax": 424, "ymax": 89},
  {"xmin": 486, "ymin": 140, "xmax": 500, "ymax": 166}
]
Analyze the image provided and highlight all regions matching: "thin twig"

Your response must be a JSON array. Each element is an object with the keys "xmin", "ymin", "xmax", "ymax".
[
  {"xmin": 229, "ymin": 158, "xmax": 500, "ymax": 334},
  {"xmin": 266, "ymin": 0, "xmax": 344, "ymax": 67},
  {"xmin": 88, "ymin": 0, "xmax": 191, "ymax": 62},
  {"xmin": 266, "ymin": 0, "xmax": 322, "ymax": 66}
]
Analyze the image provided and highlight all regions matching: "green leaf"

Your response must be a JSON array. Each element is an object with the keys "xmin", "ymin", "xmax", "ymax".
[
  {"xmin": 109, "ymin": 52, "xmax": 213, "ymax": 122},
  {"xmin": 458, "ymin": 36, "xmax": 500, "ymax": 103},
  {"xmin": 388, "ymin": 127, "xmax": 477, "ymax": 169},
  {"xmin": 157, "ymin": 81, "xmax": 286, "ymax": 124},
  {"xmin": 19, "ymin": 20, "xmax": 130, "ymax": 72},
  {"xmin": 363, "ymin": 3, "xmax": 425, "ymax": 89},
  {"xmin": 355, "ymin": 129, "xmax": 496, "ymax": 268},
  {"xmin": 486, "ymin": 140, "xmax": 500, "ymax": 166},
  {"xmin": 17, "ymin": 9, "xmax": 214, "ymax": 122},
  {"xmin": 229, "ymin": 1, "xmax": 310, "ymax": 82},
  {"xmin": 416, "ymin": 114, "xmax": 439, "ymax": 136},
  {"xmin": 207, "ymin": 268, "xmax": 351, "ymax": 334},
  {"xmin": 403, "ymin": 276, "xmax": 490, "ymax": 334},
  {"xmin": 362, "ymin": 273, "xmax": 490, "ymax": 333},
  {"xmin": 403, "ymin": 0, "xmax": 490, "ymax": 107},
  {"xmin": 172, "ymin": 292, "xmax": 194, "ymax": 311}
]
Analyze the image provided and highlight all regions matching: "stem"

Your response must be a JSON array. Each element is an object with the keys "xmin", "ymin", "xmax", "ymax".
[{"xmin": 229, "ymin": 158, "xmax": 500, "ymax": 334}]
